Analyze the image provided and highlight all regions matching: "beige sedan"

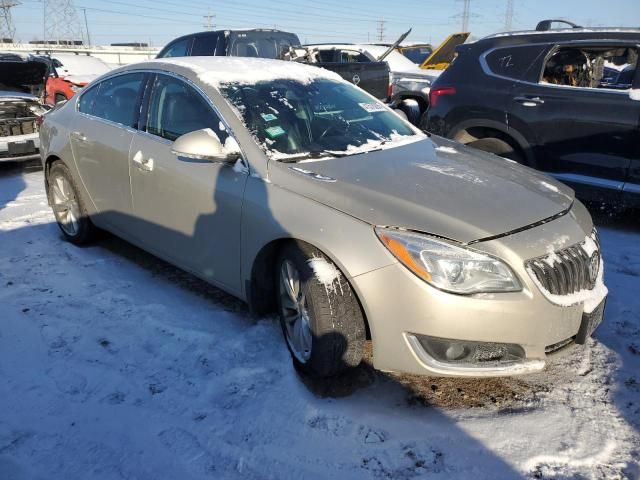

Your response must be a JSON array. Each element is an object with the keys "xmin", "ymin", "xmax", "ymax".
[{"xmin": 39, "ymin": 57, "xmax": 607, "ymax": 379}]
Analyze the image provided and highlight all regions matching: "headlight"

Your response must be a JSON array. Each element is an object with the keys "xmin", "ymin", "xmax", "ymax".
[{"xmin": 375, "ymin": 227, "xmax": 521, "ymax": 294}]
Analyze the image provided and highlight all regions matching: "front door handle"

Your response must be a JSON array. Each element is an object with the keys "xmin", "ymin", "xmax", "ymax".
[
  {"xmin": 132, "ymin": 150, "xmax": 154, "ymax": 172},
  {"xmin": 514, "ymin": 96, "xmax": 545, "ymax": 107},
  {"xmin": 71, "ymin": 131, "xmax": 87, "ymax": 142}
]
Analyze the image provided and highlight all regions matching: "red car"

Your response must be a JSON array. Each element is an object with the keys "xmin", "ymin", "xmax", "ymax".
[{"xmin": 44, "ymin": 52, "xmax": 111, "ymax": 105}]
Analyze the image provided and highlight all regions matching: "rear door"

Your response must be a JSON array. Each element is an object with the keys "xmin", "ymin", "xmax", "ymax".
[
  {"xmin": 70, "ymin": 72, "xmax": 147, "ymax": 231},
  {"xmin": 622, "ymin": 62, "xmax": 640, "ymax": 206},
  {"xmin": 510, "ymin": 42, "xmax": 639, "ymax": 200},
  {"xmin": 128, "ymin": 73, "xmax": 248, "ymax": 293}
]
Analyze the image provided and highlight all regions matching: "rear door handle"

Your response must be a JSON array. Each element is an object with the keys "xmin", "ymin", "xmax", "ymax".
[
  {"xmin": 132, "ymin": 150, "xmax": 154, "ymax": 172},
  {"xmin": 514, "ymin": 96, "xmax": 545, "ymax": 106}
]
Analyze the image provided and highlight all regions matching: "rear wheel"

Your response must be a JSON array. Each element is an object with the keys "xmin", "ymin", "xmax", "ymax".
[
  {"xmin": 48, "ymin": 161, "xmax": 97, "ymax": 245},
  {"xmin": 398, "ymin": 98, "xmax": 422, "ymax": 125},
  {"xmin": 276, "ymin": 242, "xmax": 366, "ymax": 377},
  {"xmin": 466, "ymin": 137, "xmax": 524, "ymax": 164}
]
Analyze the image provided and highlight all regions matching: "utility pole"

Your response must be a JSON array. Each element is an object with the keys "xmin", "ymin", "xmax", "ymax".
[
  {"xmin": 82, "ymin": 7, "xmax": 90, "ymax": 46},
  {"xmin": 504, "ymin": 0, "xmax": 514, "ymax": 31},
  {"xmin": 461, "ymin": 0, "xmax": 471, "ymax": 32},
  {"xmin": 0, "ymin": 0, "xmax": 18, "ymax": 43},
  {"xmin": 377, "ymin": 18, "xmax": 385, "ymax": 42},
  {"xmin": 203, "ymin": 11, "xmax": 215, "ymax": 31},
  {"xmin": 43, "ymin": 0, "xmax": 85, "ymax": 45}
]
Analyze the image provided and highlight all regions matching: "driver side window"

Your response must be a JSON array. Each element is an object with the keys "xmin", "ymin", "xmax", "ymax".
[{"xmin": 145, "ymin": 74, "xmax": 228, "ymax": 143}]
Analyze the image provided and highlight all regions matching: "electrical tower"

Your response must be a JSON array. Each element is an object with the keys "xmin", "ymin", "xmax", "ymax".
[
  {"xmin": 203, "ymin": 11, "xmax": 215, "ymax": 31},
  {"xmin": 43, "ymin": 0, "xmax": 85, "ymax": 45},
  {"xmin": 461, "ymin": 0, "xmax": 471, "ymax": 32},
  {"xmin": 0, "ymin": 0, "xmax": 18, "ymax": 42},
  {"xmin": 377, "ymin": 19, "xmax": 385, "ymax": 42},
  {"xmin": 504, "ymin": 0, "xmax": 514, "ymax": 31}
]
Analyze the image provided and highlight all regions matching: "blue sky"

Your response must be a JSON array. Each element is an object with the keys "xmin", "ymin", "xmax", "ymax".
[{"xmin": 11, "ymin": 0, "xmax": 640, "ymax": 47}]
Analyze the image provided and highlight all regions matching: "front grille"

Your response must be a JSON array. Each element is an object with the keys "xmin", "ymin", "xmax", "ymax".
[{"xmin": 526, "ymin": 241, "xmax": 598, "ymax": 296}]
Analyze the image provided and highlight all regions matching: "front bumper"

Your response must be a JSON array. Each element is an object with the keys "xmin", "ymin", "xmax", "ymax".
[
  {"xmin": 0, "ymin": 132, "xmax": 40, "ymax": 162},
  {"xmin": 352, "ymin": 203, "xmax": 606, "ymax": 377}
]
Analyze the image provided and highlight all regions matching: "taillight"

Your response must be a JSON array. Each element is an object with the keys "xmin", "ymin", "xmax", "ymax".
[{"xmin": 429, "ymin": 86, "xmax": 456, "ymax": 108}]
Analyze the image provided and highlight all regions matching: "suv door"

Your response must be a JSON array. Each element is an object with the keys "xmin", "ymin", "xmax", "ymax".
[
  {"xmin": 622, "ymin": 62, "xmax": 640, "ymax": 206},
  {"xmin": 70, "ymin": 72, "xmax": 147, "ymax": 232},
  {"xmin": 510, "ymin": 42, "xmax": 639, "ymax": 201},
  {"xmin": 129, "ymin": 73, "xmax": 248, "ymax": 293}
]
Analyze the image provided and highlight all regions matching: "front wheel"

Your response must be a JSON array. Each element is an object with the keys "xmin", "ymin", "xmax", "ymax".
[
  {"xmin": 48, "ymin": 161, "xmax": 97, "ymax": 245},
  {"xmin": 466, "ymin": 137, "xmax": 524, "ymax": 164},
  {"xmin": 276, "ymin": 242, "xmax": 366, "ymax": 377}
]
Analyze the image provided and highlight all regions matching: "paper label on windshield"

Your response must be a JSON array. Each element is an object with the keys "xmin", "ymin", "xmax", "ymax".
[
  {"xmin": 265, "ymin": 126, "xmax": 286, "ymax": 138},
  {"xmin": 261, "ymin": 113, "xmax": 277, "ymax": 122},
  {"xmin": 359, "ymin": 102, "xmax": 387, "ymax": 113}
]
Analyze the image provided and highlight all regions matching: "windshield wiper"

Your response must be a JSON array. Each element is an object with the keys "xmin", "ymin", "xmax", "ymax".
[{"xmin": 277, "ymin": 150, "xmax": 348, "ymax": 163}]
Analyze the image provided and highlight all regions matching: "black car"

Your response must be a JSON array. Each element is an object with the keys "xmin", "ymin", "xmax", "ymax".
[
  {"xmin": 424, "ymin": 23, "xmax": 640, "ymax": 206},
  {"xmin": 157, "ymin": 29, "xmax": 301, "ymax": 59}
]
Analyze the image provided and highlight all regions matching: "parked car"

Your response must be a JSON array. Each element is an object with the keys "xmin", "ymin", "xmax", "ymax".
[
  {"xmin": 157, "ymin": 29, "xmax": 392, "ymax": 102},
  {"xmin": 423, "ymin": 23, "xmax": 640, "ymax": 206},
  {"xmin": 42, "ymin": 52, "xmax": 112, "ymax": 105},
  {"xmin": 0, "ymin": 52, "xmax": 50, "ymax": 162},
  {"xmin": 40, "ymin": 57, "xmax": 607, "ymax": 380},
  {"xmin": 157, "ymin": 29, "xmax": 301, "ymax": 59}
]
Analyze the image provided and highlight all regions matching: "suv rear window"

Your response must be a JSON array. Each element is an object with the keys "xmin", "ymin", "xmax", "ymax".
[
  {"xmin": 484, "ymin": 45, "xmax": 547, "ymax": 81},
  {"xmin": 191, "ymin": 33, "xmax": 225, "ymax": 56}
]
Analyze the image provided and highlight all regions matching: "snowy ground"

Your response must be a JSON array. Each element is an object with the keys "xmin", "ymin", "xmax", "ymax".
[{"xmin": 1, "ymin": 163, "xmax": 639, "ymax": 480}]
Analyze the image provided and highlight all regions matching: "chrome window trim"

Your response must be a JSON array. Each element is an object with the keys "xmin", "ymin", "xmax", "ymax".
[
  {"xmin": 479, "ymin": 41, "xmax": 638, "ymax": 96},
  {"xmin": 76, "ymin": 68, "xmax": 250, "ymax": 172}
]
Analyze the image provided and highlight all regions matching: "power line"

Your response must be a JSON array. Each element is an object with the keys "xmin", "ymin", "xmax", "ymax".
[
  {"xmin": 44, "ymin": 0, "xmax": 85, "ymax": 44},
  {"xmin": 377, "ymin": 18, "xmax": 385, "ymax": 41},
  {"xmin": 461, "ymin": 0, "xmax": 471, "ymax": 31},
  {"xmin": 203, "ymin": 11, "xmax": 215, "ymax": 31}
]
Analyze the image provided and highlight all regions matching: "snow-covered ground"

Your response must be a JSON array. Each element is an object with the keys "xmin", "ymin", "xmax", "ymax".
[{"xmin": 1, "ymin": 165, "xmax": 639, "ymax": 480}]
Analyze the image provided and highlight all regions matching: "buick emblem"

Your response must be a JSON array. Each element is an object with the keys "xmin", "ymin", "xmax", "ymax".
[
  {"xmin": 588, "ymin": 253, "xmax": 600, "ymax": 284},
  {"xmin": 352, "ymin": 74, "xmax": 361, "ymax": 85}
]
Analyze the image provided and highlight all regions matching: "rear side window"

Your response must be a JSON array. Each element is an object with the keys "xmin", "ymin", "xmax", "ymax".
[
  {"xmin": 541, "ymin": 45, "xmax": 638, "ymax": 90},
  {"xmin": 78, "ymin": 85, "xmax": 99, "ymax": 114},
  {"xmin": 191, "ymin": 33, "xmax": 224, "ymax": 56},
  {"xmin": 145, "ymin": 74, "xmax": 227, "ymax": 142},
  {"xmin": 339, "ymin": 50, "xmax": 370, "ymax": 63},
  {"xmin": 484, "ymin": 45, "xmax": 547, "ymax": 81},
  {"xmin": 90, "ymin": 73, "xmax": 146, "ymax": 128},
  {"xmin": 159, "ymin": 38, "xmax": 192, "ymax": 58}
]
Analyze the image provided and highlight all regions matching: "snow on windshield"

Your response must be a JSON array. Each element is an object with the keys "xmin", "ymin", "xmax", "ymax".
[{"xmin": 218, "ymin": 76, "xmax": 422, "ymax": 161}]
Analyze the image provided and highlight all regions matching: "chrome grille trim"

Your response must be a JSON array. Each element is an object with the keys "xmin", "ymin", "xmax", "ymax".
[{"xmin": 526, "ymin": 237, "xmax": 600, "ymax": 296}]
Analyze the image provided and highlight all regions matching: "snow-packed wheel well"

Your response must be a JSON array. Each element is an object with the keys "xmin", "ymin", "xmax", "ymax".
[
  {"xmin": 454, "ymin": 126, "xmax": 529, "ymax": 164},
  {"xmin": 247, "ymin": 238, "xmax": 372, "ymax": 340}
]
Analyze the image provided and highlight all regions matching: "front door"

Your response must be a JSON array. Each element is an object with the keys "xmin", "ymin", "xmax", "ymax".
[{"xmin": 129, "ymin": 73, "xmax": 248, "ymax": 293}]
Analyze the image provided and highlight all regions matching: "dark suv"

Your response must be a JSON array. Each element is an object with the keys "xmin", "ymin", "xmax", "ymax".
[
  {"xmin": 157, "ymin": 29, "xmax": 301, "ymax": 59},
  {"xmin": 424, "ymin": 24, "xmax": 640, "ymax": 205}
]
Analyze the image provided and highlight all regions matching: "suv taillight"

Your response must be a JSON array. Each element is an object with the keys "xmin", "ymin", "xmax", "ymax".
[{"xmin": 429, "ymin": 86, "xmax": 456, "ymax": 108}]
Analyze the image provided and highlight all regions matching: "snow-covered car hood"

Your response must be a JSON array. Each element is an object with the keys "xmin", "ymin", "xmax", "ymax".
[{"xmin": 269, "ymin": 137, "xmax": 574, "ymax": 243}]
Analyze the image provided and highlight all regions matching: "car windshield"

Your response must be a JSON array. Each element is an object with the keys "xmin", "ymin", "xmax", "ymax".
[{"xmin": 219, "ymin": 78, "xmax": 418, "ymax": 161}]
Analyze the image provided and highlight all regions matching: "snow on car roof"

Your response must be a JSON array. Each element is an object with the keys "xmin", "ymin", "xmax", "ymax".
[{"xmin": 152, "ymin": 56, "xmax": 344, "ymax": 87}]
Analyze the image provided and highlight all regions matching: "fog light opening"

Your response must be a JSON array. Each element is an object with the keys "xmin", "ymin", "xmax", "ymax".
[{"xmin": 414, "ymin": 334, "xmax": 526, "ymax": 366}]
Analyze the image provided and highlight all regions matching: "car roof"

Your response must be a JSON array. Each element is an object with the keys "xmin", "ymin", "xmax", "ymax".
[
  {"xmin": 478, "ymin": 27, "xmax": 640, "ymax": 45},
  {"xmin": 118, "ymin": 56, "xmax": 343, "ymax": 87}
]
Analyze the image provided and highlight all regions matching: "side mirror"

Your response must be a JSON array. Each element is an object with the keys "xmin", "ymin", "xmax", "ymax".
[{"xmin": 171, "ymin": 128, "xmax": 241, "ymax": 163}]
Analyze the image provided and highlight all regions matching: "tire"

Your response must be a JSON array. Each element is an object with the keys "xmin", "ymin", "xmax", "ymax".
[
  {"xmin": 398, "ymin": 98, "xmax": 422, "ymax": 126},
  {"xmin": 466, "ymin": 137, "xmax": 524, "ymax": 164},
  {"xmin": 276, "ymin": 242, "xmax": 366, "ymax": 377},
  {"xmin": 47, "ymin": 161, "xmax": 97, "ymax": 245}
]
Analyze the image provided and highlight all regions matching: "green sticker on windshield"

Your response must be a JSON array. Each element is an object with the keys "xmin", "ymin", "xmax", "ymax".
[
  {"xmin": 265, "ymin": 126, "xmax": 286, "ymax": 138},
  {"xmin": 261, "ymin": 113, "xmax": 277, "ymax": 122}
]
